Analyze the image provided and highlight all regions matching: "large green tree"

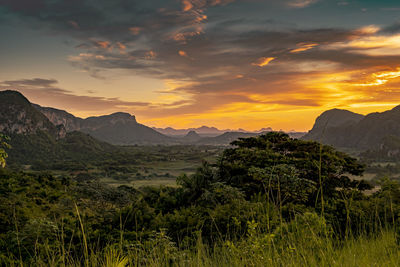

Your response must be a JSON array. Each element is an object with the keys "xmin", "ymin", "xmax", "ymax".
[{"xmin": 216, "ymin": 132, "xmax": 370, "ymax": 205}]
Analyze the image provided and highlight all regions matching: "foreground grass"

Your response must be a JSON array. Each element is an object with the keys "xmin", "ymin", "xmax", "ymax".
[{"xmin": 3, "ymin": 228, "xmax": 399, "ymax": 267}]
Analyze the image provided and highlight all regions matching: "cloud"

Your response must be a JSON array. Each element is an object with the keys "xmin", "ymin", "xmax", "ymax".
[
  {"xmin": 129, "ymin": 27, "xmax": 142, "ymax": 35},
  {"xmin": 68, "ymin": 20, "xmax": 80, "ymax": 30},
  {"xmin": 116, "ymin": 42, "xmax": 127, "ymax": 54},
  {"xmin": 353, "ymin": 68, "xmax": 400, "ymax": 87},
  {"xmin": 323, "ymin": 32, "xmax": 400, "ymax": 56},
  {"xmin": 94, "ymin": 40, "xmax": 111, "ymax": 50},
  {"xmin": 0, "ymin": 79, "xmax": 150, "ymax": 114},
  {"xmin": 381, "ymin": 21, "xmax": 400, "ymax": 34},
  {"xmin": 290, "ymin": 43, "xmax": 318, "ymax": 53},
  {"xmin": 182, "ymin": 0, "xmax": 194, "ymax": 12},
  {"xmin": 287, "ymin": 0, "xmax": 318, "ymax": 8},
  {"xmin": 178, "ymin": 50, "xmax": 193, "ymax": 60},
  {"xmin": 2, "ymin": 78, "xmax": 59, "ymax": 87},
  {"xmin": 252, "ymin": 57, "xmax": 276, "ymax": 67}
]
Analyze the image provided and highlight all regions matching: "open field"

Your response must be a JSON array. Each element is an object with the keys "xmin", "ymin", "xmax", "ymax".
[{"xmin": 100, "ymin": 177, "xmax": 178, "ymax": 188}]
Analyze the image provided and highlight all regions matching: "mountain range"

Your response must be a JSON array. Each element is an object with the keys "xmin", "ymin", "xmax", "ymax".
[
  {"xmin": 35, "ymin": 104, "xmax": 275, "ymax": 145},
  {"xmin": 153, "ymin": 126, "xmax": 273, "ymax": 137},
  {"xmin": 0, "ymin": 90, "xmax": 116, "ymax": 166},
  {"xmin": 3, "ymin": 90, "xmax": 400, "ymax": 159},
  {"xmin": 0, "ymin": 90, "xmax": 285, "ymax": 146}
]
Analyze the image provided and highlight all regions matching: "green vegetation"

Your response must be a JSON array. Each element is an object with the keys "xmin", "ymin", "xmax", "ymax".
[
  {"xmin": 6, "ymin": 130, "xmax": 223, "ymax": 186},
  {"xmin": 0, "ymin": 134, "xmax": 10, "ymax": 168},
  {"xmin": 1, "ymin": 132, "xmax": 400, "ymax": 266}
]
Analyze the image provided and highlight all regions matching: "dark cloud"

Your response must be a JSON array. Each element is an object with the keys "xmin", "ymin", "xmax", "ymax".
[
  {"xmin": 380, "ymin": 21, "xmax": 400, "ymax": 34},
  {"xmin": 2, "ymin": 78, "xmax": 59, "ymax": 87}
]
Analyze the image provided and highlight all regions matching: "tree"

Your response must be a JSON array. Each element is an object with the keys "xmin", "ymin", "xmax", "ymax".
[
  {"xmin": 216, "ymin": 132, "xmax": 370, "ymax": 205},
  {"xmin": 0, "ymin": 134, "xmax": 10, "ymax": 168}
]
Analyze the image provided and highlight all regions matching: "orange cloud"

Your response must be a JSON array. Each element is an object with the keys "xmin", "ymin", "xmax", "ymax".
[
  {"xmin": 94, "ymin": 40, "xmax": 110, "ymax": 49},
  {"xmin": 116, "ymin": 42, "xmax": 126, "ymax": 54},
  {"xmin": 172, "ymin": 29, "xmax": 203, "ymax": 42},
  {"xmin": 324, "ymin": 30, "xmax": 400, "ymax": 56},
  {"xmin": 129, "ymin": 27, "xmax": 141, "ymax": 35},
  {"xmin": 354, "ymin": 67, "xmax": 400, "ymax": 87},
  {"xmin": 178, "ymin": 50, "xmax": 188, "ymax": 57},
  {"xmin": 354, "ymin": 25, "xmax": 380, "ymax": 35},
  {"xmin": 145, "ymin": 50, "xmax": 157, "ymax": 59},
  {"xmin": 182, "ymin": 0, "xmax": 193, "ymax": 12},
  {"xmin": 252, "ymin": 57, "xmax": 276, "ymax": 67},
  {"xmin": 69, "ymin": 53, "xmax": 106, "ymax": 61},
  {"xmin": 290, "ymin": 43, "xmax": 318, "ymax": 53},
  {"xmin": 288, "ymin": 0, "xmax": 318, "ymax": 8}
]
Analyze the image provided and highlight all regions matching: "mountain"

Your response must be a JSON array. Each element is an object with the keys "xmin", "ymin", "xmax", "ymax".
[
  {"xmin": 1, "ymin": 90, "xmax": 303, "ymax": 147},
  {"xmin": 37, "ymin": 105, "xmax": 276, "ymax": 145},
  {"xmin": 182, "ymin": 130, "xmax": 202, "ymax": 142},
  {"xmin": 303, "ymin": 109, "xmax": 364, "ymax": 142},
  {"xmin": 153, "ymin": 126, "xmax": 234, "ymax": 137},
  {"xmin": 0, "ymin": 90, "xmax": 115, "ymax": 167},
  {"xmin": 287, "ymin": 131, "xmax": 307, "ymax": 139},
  {"xmin": 302, "ymin": 106, "xmax": 400, "ymax": 151},
  {"xmin": 35, "ymin": 105, "xmax": 172, "ymax": 145},
  {"xmin": 34, "ymin": 104, "xmax": 84, "ymax": 132},
  {"xmin": 153, "ymin": 126, "xmax": 276, "ymax": 137},
  {"xmin": 197, "ymin": 132, "xmax": 260, "ymax": 145},
  {"xmin": 0, "ymin": 90, "xmax": 65, "ymax": 138}
]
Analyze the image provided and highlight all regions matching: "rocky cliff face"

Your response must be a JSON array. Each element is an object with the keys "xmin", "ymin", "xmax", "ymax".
[
  {"xmin": 0, "ymin": 90, "xmax": 65, "ymax": 138},
  {"xmin": 34, "ymin": 105, "xmax": 84, "ymax": 132}
]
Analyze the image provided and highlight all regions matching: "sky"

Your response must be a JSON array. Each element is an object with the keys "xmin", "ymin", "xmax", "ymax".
[{"xmin": 1, "ymin": 0, "xmax": 400, "ymax": 131}]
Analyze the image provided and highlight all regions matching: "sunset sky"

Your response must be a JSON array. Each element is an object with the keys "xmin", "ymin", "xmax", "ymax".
[{"xmin": 1, "ymin": 0, "xmax": 400, "ymax": 131}]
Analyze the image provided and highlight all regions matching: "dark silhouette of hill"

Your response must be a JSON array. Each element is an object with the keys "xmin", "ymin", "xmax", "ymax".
[
  {"xmin": 303, "ymin": 109, "xmax": 364, "ymax": 142},
  {"xmin": 303, "ymin": 106, "xmax": 400, "ymax": 151}
]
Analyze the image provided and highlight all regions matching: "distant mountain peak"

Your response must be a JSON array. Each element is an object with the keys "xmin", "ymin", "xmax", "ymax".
[
  {"xmin": 186, "ymin": 130, "xmax": 200, "ymax": 137},
  {"xmin": 182, "ymin": 130, "xmax": 201, "ymax": 142},
  {"xmin": 0, "ymin": 90, "xmax": 31, "ymax": 104},
  {"xmin": 86, "ymin": 112, "xmax": 136, "ymax": 123},
  {"xmin": 109, "ymin": 112, "xmax": 135, "ymax": 118}
]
